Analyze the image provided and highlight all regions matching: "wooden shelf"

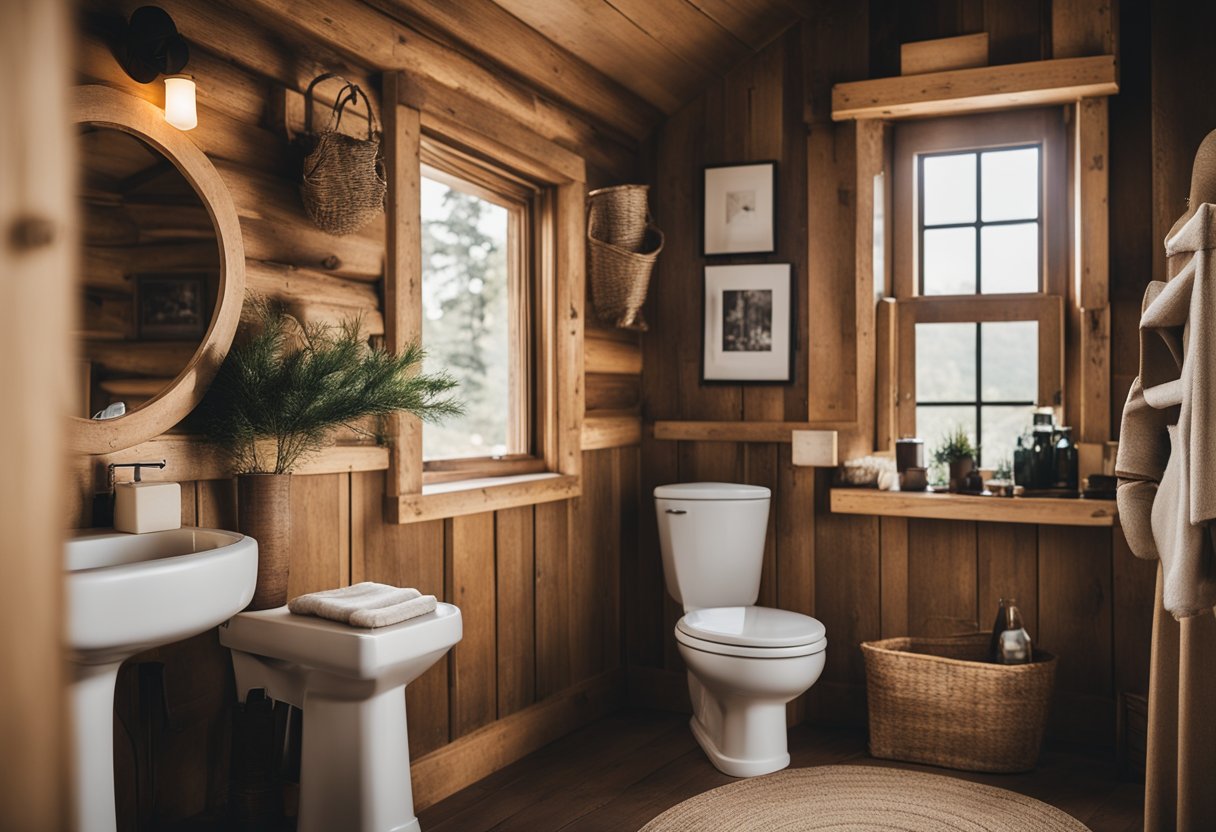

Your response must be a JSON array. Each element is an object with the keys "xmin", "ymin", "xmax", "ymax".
[
  {"xmin": 653, "ymin": 420, "xmax": 853, "ymax": 443},
  {"xmin": 831, "ymin": 55, "xmax": 1118, "ymax": 121},
  {"xmin": 86, "ymin": 435, "xmax": 389, "ymax": 484},
  {"xmin": 830, "ymin": 487, "xmax": 1118, "ymax": 527}
]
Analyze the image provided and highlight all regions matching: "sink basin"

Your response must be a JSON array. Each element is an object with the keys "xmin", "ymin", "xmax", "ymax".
[
  {"xmin": 66, "ymin": 528, "xmax": 257, "ymax": 832},
  {"xmin": 68, "ymin": 528, "xmax": 257, "ymax": 662}
]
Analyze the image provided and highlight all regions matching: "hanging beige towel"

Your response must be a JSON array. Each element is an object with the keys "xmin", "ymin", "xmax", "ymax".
[
  {"xmin": 1117, "ymin": 203, "xmax": 1216, "ymax": 618},
  {"xmin": 288, "ymin": 582, "xmax": 438, "ymax": 628}
]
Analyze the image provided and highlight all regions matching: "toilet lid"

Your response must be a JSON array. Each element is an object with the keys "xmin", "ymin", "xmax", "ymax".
[{"xmin": 677, "ymin": 606, "xmax": 826, "ymax": 648}]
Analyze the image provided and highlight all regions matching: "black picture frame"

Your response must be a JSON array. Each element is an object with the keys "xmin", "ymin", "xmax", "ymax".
[
  {"xmin": 700, "ymin": 262, "xmax": 792, "ymax": 384},
  {"xmin": 134, "ymin": 273, "xmax": 209, "ymax": 340}
]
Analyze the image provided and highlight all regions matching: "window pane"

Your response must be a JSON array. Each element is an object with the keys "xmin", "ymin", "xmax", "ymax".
[
  {"xmin": 922, "ymin": 153, "xmax": 976, "ymax": 225},
  {"xmin": 421, "ymin": 175, "xmax": 511, "ymax": 460},
  {"xmin": 923, "ymin": 226, "xmax": 977, "ymax": 295},
  {"xmin": 981, "ymin": 321, "xmax": 1038, "ymax": 402},
  {"xmin": 981, "ymin": 405, "xmax": 1036, "ymax": 471},
  {"xmin": 980, "ymin": 222, "xmax": 1038, "ymax": 293},
  {"xmin": 918, "ymin": 404, "xmax": 977, "ymax": 486},
  {"xmin": 916, "ymin": 322, "xmax": 976, "ymax": 402},
  {"xmin": 981, "ymin": 147, "xmax": 1039, "ymax": 222}
]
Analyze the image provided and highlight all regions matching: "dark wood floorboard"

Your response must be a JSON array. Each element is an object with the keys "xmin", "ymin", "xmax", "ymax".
[{"xmin": 418, "ymin": 707, "xmax": 1145, "ymax": 832}]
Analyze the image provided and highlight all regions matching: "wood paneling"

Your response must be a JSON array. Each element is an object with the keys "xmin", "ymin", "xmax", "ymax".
[
  {"xmin": 535, "ymin": 498, "xmax": 572, "ymax": 699},
  {"xmin": 495, "ymin": 506, "xmax": 536, "ymax": 718},
  {"xmin": 487, "ymin": 0, "xmax": 803, "ymax": 115},
  {"xmin": 446, "ymin": 512, "xmax": 498, "ymax": 739},
  {"xmin": 907, "ymin": 520, "xmax": 979, "ymax": 636}
]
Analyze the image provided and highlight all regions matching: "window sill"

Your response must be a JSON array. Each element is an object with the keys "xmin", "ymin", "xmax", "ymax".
[
  {"xmin": 829, "ymin": 487, "xmax": 1118, "ymax": 527},
  {"xmin": 386, "ymin": 472, "xmax": 581, "ymax": 524}
]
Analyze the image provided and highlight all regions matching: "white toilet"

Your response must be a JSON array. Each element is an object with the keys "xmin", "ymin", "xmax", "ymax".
[
  {"xmin": 219, "ymin": 603, "xmax": 462, "ymax": 832},
  {"xmin": 656, "ymin": 482, "xmax": 827, "ymax": 778}
]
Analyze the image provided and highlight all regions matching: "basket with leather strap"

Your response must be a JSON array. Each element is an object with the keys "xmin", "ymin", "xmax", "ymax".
[
  {"xmin": 298, "ymin": 73, "xmax": 386, "ymax": 236},
  {"xmin": 587, "ymin": 185, "xmax": 664, "ymax": 332},
  {"xmin": 862, "ymin": 633, "xmax": 1057, "ymax": 773}
]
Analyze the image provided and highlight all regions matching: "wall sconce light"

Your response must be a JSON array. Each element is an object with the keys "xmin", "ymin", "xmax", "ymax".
[
  {"xmin": 163, "ymin": 75, "xmax": 197, "ymax": 131},
  {"xmin": 114, "ymin": 6, "xmax": 196, "ymax": 130}
]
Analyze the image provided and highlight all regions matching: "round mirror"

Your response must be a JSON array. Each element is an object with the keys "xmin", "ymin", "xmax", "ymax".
[{"xmin": 71, "ymin": 85, "xmax": 244, "ymax": 454}]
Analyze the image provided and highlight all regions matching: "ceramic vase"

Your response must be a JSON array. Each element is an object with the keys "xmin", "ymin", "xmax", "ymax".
[
  {"xmin": 237, "ymin": 472, "xmax": 291, "ymax": 610},
  {"xmin": 948, "ymin": 456, "xmax": 975, "ymax": 493}
]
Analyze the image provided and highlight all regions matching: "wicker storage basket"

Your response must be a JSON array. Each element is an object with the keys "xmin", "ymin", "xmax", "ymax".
[
  {"xmin": 298, "ymin": 73, "xmax": 386, "ymax": 236},
  {"xmin": 862, "ymin": 634, "xmax": 1057, "ymax": 773},
  {"xmin": 588, "ymin": 184, "xmax": 650, "ymax": 249},
  {"xmin": 587, "ymin": 185, "xmax": 664, "ymax": 332}
]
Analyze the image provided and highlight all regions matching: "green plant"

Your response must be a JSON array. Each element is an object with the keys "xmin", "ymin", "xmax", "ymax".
[
  {"xmin": 199, "ymin": 297, "xmax": 462, "ymax": 474},
  {"xmin": 932, "ymin": 425, "xmax": 978, "ymax": 466}
]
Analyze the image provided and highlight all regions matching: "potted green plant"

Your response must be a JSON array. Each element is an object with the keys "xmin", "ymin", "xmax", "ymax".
[
  {"xmin": 933, "ymin": 426, "xmax": 978, "ymax": 493},
  {"xmin": 199, "ymin": 298, "xmax": 461, "ymax": 609}
]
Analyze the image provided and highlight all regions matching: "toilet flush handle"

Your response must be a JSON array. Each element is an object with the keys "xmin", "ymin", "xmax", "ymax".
[{"xmin": 665, "ymin": 509, "xmax": 687, "ymax": 515}]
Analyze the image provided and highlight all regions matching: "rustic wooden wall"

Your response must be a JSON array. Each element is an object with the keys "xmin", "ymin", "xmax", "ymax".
[
  {"xmin": 75, "ymin": 0, "xmax": 643, "ymax": 827},
  {"xmin": 629, "ymin": 0, "xmax": 1161, "ymax": 751}
]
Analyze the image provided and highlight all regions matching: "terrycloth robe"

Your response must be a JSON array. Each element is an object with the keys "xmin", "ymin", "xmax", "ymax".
[{"xmin": 1117, "ymin": 203, "xmax": 1216, "ymax": 618}]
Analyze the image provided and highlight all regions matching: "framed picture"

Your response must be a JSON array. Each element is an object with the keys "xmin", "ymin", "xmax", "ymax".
[
  {"xmin": 703, "ymin": 263, "xmax": 792, "ymax": 383},
  {"xmin": 134, "ymin": 274, "xmax": 209, "ymax": 339},
  {"xmin": 703, "ymin": 161, "xmax": 776, "ymax": 255}
]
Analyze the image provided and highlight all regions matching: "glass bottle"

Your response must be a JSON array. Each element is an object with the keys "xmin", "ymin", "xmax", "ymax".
[
  {"xmin": 1030, "ymin": 413, "xmax": 1056, "ymax": 490},
  {"xmin": 987, "ymin": 598, "xmax": 1033, "ymax": 664},
  {"xmin": 1054, "ymin": 426, "xmax": 1078, "ymax": 491},
  {"xmin": 1013, "ymin": 433, "xmax": 1034, "ymax": 487}
]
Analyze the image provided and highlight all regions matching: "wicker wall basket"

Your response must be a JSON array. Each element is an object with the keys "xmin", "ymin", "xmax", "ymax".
[
  {"xmin": 587, "ymin": 185, "xmax": 664, "ymax": 331},
  {"xmin": 298, "ymin": 73, "xmax": 386, "ymax": 236},
  {"xmin": 862, "ymin": 634, "xmax": 1057, "ymax": 773}
]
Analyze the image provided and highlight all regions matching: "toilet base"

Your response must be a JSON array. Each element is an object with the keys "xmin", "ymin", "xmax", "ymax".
[{"xmin": 688, "ymin": 713, "xmax": 791, "ymax": 778}]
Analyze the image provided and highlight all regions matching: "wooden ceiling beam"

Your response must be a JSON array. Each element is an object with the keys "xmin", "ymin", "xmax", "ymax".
[
  {"xmin": 364, "ymin": 0, "xmax": 661, "ymax": 143},
  {"xmin": 240, "ymin": 0, "xmax": 649, "ymax": 169}
]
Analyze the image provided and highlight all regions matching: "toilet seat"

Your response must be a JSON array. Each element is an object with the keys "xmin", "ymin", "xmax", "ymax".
[
  {"xmin": 675, "ymin": 627, "xmax": 827, "ymax": 658},
  {"xmin": 678, "ymin": 605, "xmax": 825, "ymax": 646}
]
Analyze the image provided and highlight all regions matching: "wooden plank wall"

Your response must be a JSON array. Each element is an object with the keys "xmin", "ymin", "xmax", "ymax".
[
  {"xmin": 629, "ymin": 0, "xmax": 1159, "ymax": 750},
  {"xmin": 74, "ymin": 0, "xmax": 643, "ymax": 827}
]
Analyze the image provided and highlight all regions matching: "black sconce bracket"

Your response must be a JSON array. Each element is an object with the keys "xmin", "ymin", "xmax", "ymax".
[{"xmin": 115, "ymin": 6, "xmax": 189, "ymax": 84}]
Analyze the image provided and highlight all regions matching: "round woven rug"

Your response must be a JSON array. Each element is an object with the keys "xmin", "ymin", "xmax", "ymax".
[{"xmin": 639, "ymin": 765, "xmax": 1091, "ymax": 831}]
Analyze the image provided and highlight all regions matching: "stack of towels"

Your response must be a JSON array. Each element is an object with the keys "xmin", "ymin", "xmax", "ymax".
[{"xmin": 287, "ymin": 582, "xmax": 437, "ymax": 628}]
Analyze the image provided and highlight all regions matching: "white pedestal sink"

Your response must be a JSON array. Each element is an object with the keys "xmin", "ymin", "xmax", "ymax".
[{"xmin": 66, "ymin": 528, "xmax": 257, "ymax": 832}]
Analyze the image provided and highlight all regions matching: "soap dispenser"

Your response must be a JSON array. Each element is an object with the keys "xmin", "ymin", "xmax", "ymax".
[{"xmin": 112, "ymin": 460, "xmax": 181, "ymax": 534}]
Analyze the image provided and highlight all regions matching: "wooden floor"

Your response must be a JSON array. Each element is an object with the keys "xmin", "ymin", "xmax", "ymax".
[{"xmin": 418, "ymin": 708, "xmax": 1145, "ymax": 832}]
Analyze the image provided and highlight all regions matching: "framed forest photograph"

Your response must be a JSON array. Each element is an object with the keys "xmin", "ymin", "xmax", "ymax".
[{"xmin": 702, "ymin": 263, "xmax": 792, "ymax": 383}]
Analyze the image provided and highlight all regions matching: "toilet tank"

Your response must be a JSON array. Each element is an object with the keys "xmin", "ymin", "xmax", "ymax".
[{"xmin": 654, "ymin": 482, "xmax": 771, "ymax": 612}]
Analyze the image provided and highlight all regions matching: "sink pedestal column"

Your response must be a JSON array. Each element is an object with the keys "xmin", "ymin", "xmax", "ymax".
[{"xmin": 69, "ymin": 661, "xmax": 122, "ymax": 832}]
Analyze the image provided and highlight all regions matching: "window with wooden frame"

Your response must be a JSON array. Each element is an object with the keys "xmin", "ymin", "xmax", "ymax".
[
  {"xmin": 419, "ymin": 141, "xmax": 546, "ymax": 484},
  {"xmin": 380, "ymin": 73, "xmax": 585, "ymax": 524},
  {"xmin": 893, "ymin": 108, "xmax": 1066, "ymax": 470}
]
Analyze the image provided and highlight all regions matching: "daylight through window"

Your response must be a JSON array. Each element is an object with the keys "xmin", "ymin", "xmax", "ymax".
[{"xmin": 420, "ymin": 173, "xmax": 515, "ymax": 461}]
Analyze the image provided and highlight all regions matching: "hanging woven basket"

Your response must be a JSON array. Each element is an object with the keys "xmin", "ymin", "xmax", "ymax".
[
  {"xmin": 298, "ymin": 73, "xmax": 386, "ymax": 236},
  {"xmin": 587, "ymin": 185, "xmax": 664, "ymax": 332}
]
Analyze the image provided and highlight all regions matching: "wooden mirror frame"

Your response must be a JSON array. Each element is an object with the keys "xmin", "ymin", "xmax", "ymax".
[{"xmin": 71, "ymin": 84, "xmax": 244, "ymax": 454}]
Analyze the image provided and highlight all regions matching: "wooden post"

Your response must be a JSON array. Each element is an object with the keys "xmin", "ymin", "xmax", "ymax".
[
  {"xmin": 0, "ymin": 0, "xmax": 72, "ymax": 827},
  {"xmin": 382, "ymin": 72, "xmax": 424, "ymax": 497},
  {"xmin": 1070, "ymin": 95, "xmax": 1112, "ymax": 445}
]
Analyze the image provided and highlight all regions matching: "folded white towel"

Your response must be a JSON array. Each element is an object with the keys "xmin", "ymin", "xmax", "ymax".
[{"xmin": 288, "ymin": 582, "xmax": 438, "ymax": 628}]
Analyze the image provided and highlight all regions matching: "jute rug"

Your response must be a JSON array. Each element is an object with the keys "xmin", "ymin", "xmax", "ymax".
[{"xmin": 639, "ymin": 765, "xmax": 1091, "ymax": 831}]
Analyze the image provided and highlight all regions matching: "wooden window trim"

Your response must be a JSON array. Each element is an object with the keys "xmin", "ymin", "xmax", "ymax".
[
  {"xmin": 891, "ymin": 108, "xmax": 1068, "ymax": 443},
  {"xmin": 893, "ymin": 108, "xmax": 1068, "ymax": 300},
  {"xmin": 381, "ymin": 71, "xmax": 584, "ymax": 524},
  {"xmin": 896, "ymin": 294, "xmax": 1064, "ymax": 438}
]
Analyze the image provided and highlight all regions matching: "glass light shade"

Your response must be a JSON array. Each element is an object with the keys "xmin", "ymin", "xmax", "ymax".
[{"xmin": 163, "ymin": 75, "xmax": 197, "ymax": 131}]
